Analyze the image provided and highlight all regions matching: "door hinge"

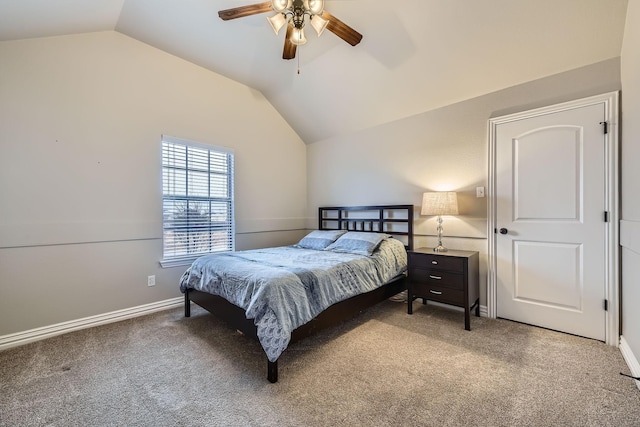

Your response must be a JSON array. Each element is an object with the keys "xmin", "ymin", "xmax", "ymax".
[
  {"xmin": 600, "ymin": 121, "xmax": 608, "ymax": 134},
  {"xmin": 604, "ymin": 211, "xmax": 609, "ymax": 222},
  {"xmin": 604, "ymin": 299, "xmax": 608, "ymax": 311}
]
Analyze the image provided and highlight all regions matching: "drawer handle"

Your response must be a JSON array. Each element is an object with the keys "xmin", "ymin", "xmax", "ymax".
[
  {"xmin": 429, "ymin": 275, "xmax": 442, "ymax": 280},
  {"xmin": 431, "ymin": 261, "xmax": 438, "ymax": 265},
  {"xmin": 429, "ymin": 290, "xmax": 442, "ymax": 295}
]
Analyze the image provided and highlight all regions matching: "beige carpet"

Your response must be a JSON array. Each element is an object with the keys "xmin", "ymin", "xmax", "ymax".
[{"xmin": 1, "ymin": 300, "xmax": 639, "ymax": 426}]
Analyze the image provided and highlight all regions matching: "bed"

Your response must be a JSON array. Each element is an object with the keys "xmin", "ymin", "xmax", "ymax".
[{"xmin": 180, "ymin": 205, "xmax": 414, "ymax": 382}]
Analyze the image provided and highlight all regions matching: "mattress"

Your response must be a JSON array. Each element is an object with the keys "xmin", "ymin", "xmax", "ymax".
[{"xmin": 179, "ymin": 237, "xmax": 407, "ymax": 361}]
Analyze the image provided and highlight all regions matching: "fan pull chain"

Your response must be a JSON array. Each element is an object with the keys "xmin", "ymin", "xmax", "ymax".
[{"xmin": 297, "ymin": 49, "xmax": 301, "ymax": 74}]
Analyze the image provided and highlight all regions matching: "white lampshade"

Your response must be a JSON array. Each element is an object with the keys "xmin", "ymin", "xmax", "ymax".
[
  {"xmin": 267, "ymin": 13, "xmax": 287, "ymax": 35},
  {"xmin": 271, "ymin": 0, "xmax": 292, "ymax": 13},
  {"xmin": 304, "ymin": 0, "xmax": 325, "ymax": 15},
  {"xmin": 310, "ymin": 14, "xmax": 328, "ymax": 36},
  {"xmin": 290, "ymin": 27, "xmax": 308, "ymax": 45},
  {"xmin": 421, "ymin": 192, "xmax": 459, "ymax": 216}
]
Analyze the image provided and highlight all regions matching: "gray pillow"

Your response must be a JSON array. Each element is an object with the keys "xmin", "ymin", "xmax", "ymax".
[
  {"xmin": 324, "ymin": 232, "xmax": 391, "ymax": 256},
  {"xmin": 295, "ymin": 230, "xmax": 347, "ymax": 250}
]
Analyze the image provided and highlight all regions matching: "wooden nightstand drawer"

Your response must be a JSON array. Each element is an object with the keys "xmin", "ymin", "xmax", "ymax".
[
  {"xmin": 409, "ymin": 268, "xmax": 464, "ymax": 290},
  {"xmin": 409, "ymin": 252, "xmax": 464, "ymax": 272},
  {"xmin": 411, "ymin": 283, "xmax": 464, "ymax": 305}
]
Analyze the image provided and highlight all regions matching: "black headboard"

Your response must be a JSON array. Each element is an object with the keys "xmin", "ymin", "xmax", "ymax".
[{"xmin": 318, "ymin": 205, "xmax": 414, "ymax": 251}]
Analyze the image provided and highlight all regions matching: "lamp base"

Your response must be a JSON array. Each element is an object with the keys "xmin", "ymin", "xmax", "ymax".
[{"xmin": 433, "ymin": 245, "xmax": 448, "ymax": 252}]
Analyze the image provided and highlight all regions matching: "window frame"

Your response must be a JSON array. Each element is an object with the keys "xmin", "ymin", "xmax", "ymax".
[{"xmin": 160, "ymin": 135, "xmax": 235, "ymax": 268}]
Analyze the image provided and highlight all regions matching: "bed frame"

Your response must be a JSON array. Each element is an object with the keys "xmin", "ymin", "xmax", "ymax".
[{"xmin": 184, "ymin": 204, "xmax": 414, "ymax": 383}]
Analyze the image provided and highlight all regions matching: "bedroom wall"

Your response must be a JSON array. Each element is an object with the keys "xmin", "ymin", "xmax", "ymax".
[
  {"xmin": 620, "ymin": 0, "xmax": 640, "ymax": 377},
  {"xmin": 0, "ymin": 31, "xmax": 307, "ymax": 336},
  {"xmin": 307, "ymin": 58, "xmax": 622, "ymax": 309}
]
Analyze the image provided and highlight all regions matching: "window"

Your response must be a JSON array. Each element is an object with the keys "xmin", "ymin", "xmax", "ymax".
[{"xmin": 161, "ymin": 135, "xmax": 234, "ymax": 267}]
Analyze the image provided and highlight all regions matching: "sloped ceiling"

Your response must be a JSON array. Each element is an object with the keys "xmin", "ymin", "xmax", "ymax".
[{"xmin": 0, "ymin": 0, "xmax": 629, "ymax": 143}]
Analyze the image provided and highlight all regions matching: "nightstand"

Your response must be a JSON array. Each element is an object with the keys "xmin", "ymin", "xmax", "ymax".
[{"xmin": 407, "ymin": 248, "xmax": 479, "ymax": 330}]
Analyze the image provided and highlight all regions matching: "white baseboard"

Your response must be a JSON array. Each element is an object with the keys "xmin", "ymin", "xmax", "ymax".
[
  {"xmin": 619, "ymin": 336, "xmax": 640, "ymax": 391},
  {"xmin": 479, "ymin": 304, "xmax": 488, "ymax": 318},
  {"xmin": 0, "ymin": 297, "xmax": 183, "ymax": 351}
]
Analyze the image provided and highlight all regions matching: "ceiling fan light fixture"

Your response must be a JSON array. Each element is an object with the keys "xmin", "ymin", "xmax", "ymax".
[
  {"xmin": 304, "ymin": 0, "xmax": 324, "ymax": 15},
  {"xmin": 267, "ymin": 13, "xmax": 288, "ymax": 34},
  {"xmin": 310, "ymin": 14, "xmax": 328, "ymax": 36},
  {"xmin": 218, "ymin": 0, "xmax": 363, "ymax": 61},
  {"xmin": 290, "ymin": 27, "xmax": 308, "ymax": 45},
  {"xmin": 271, "ymin": 0, "xmax": 292, "ymax": 13}
]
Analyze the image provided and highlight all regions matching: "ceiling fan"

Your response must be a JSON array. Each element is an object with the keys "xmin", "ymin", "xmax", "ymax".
[{"xmin": 218, "ymin": 0, "xmax": 363, "ymax": 60}]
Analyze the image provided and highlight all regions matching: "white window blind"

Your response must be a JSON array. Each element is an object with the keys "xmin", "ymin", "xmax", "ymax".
[{"xmin": 161, "ymin": 136, "xmax": 234, "ymax": 266}]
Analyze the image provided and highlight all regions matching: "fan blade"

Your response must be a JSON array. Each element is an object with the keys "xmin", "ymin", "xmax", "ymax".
[
  {"xmin": 218, "ymin": 1, "xmax": 272, "ymax": 21},
  {"xmin": 283, "ymin": 25, "xmax": 297, "ymax": 60},
  {"xmin": 321, "ymin": 11, "xmax": 363, "ymax": 46}
]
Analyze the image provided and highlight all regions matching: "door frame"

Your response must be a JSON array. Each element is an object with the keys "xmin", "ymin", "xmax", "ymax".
[{"xmin": 487, "ymin": 92, "xmax": 620, "ymax": 346}]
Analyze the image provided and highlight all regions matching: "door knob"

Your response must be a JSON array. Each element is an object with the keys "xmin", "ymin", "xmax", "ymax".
[{"xmin": 499, "ymin": 228, "xmax": 508, "ymax": 235}]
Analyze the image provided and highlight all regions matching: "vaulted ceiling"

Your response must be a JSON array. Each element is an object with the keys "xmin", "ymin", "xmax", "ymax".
[{"xmin": 0, "ymin": 0, "xmax": 629, "ymax": 143}]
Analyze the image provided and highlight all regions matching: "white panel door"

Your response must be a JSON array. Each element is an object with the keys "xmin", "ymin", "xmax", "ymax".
[{"xmin": 495, "ymin": 103, "xmax": 606, "ymax": 341}]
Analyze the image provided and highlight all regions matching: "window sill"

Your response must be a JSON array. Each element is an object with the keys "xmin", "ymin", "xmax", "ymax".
[{"xmin": 160, "ymin": 258, "xmax": 198, "ymax": 269}]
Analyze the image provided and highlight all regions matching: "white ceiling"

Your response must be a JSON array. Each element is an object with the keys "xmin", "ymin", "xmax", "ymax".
[{"xmin": 0, "ymin": 0, "xmax": 629, "ymax": 143}]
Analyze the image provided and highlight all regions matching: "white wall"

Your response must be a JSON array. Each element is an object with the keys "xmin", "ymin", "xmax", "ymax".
[
  {"xmin": 307, "ymin": 58, "xmax": 621, "ymax": 307},
  {"xmin": 620, "ymin": 0, "xmax": 640, "ymax": 373},
  {"xmin": 0, "ymin": 32, "xmax": 307, "ymax": 336}
]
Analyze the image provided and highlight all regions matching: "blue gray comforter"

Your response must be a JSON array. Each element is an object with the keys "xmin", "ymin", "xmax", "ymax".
[{"xmin": 179, "ymin": 238, "xmax": 407, "ymax": 362}]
